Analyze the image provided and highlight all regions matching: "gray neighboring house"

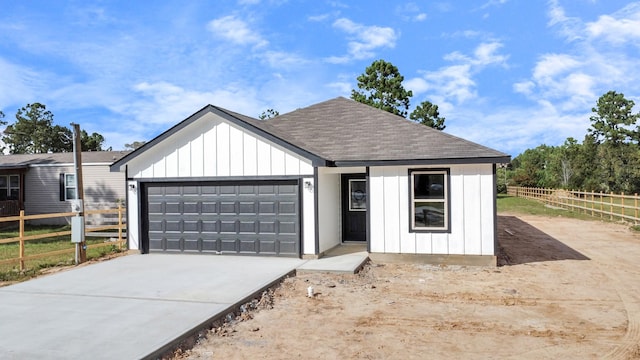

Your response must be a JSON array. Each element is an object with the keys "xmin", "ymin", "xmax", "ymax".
[
  {"xmin": 0, "ymin": 151, "xmax": 129, "ymax": 225},
  {"xmin": 112, "ymin": 97, "xmax": 510, "ymax": 265}
]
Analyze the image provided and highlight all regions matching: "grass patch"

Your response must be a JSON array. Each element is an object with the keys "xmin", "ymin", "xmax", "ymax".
[
  {"xmin": 497, "ymin": 194, "xmax": 597, "ymax": 221},
  {"xmin": 0, "ymin": 225, "xmax": 125, "ymax": 283}
]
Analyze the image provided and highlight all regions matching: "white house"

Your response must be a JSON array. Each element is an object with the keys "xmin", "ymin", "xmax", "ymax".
[{"xmin": 111, "ymin": 97, "xmax": 509, "ymax": 265}]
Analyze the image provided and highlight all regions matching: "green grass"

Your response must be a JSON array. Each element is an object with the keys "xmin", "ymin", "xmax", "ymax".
[
  {"xmin": 0, "ymin": 225, "xmax": 125, "ymax": 283},
  {"xmin": 497, "ymin": 194, "xmax": 598, "ymax": 221}
]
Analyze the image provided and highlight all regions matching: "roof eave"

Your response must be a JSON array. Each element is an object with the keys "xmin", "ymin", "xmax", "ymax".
[{"xmin": 330, "ymin": 156, "xmax": 511, "ymax": 167}]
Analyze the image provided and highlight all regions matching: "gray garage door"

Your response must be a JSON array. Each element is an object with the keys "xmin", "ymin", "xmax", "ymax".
[{"xmin": 144, "ymin": 181, "xmax": 299, "ymax": 257}]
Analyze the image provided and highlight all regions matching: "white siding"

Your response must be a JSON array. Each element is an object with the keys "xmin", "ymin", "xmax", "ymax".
[
  {"xmin": 316, "ymin": 168, "xmax": 341, "ymax": 253},
  {"xmin": 301, "ymin": 177, "xmax": 316, "ymax": 255},
  {"xmin": 126, "ymin": 112, "xmax": 313, "ymax": 178},
  {"xmin": 369, "ymin": 164, "xmax": 496, "ymax": 256},
  {"xmin": 127, "ymin": 181, "xmax": 139, "ymax": 250}
]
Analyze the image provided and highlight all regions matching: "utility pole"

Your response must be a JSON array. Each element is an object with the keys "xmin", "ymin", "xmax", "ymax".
[{"xmin": 72, "ymin": 123, "xmax": 87, "ymax": 263}]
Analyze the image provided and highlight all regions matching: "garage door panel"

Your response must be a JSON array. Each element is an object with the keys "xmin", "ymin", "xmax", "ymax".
[
  {"xmin": 219, "ymin": 186, "xmax": 236, "ymax": 195},
  {"xmin": 278, "ymin": 202, "xmax": 296, "ymax": 215},
  {"xmin": 146, "ymin": 182, "xmax": 299, "ymax": 256},
  {"xmin": 183, "ymin": 220, "xmax": 200, "ymax": 232},
  {"xmin": 202, "ymin": 202, "xmax": 218, "ymax": 213},
  {"xmin": 259, "ymin": 202, "xmax": 276, "ymax": 214},
  {"xmin": 183, "ymin": 239, "xmax": 200, "ymax": 252},
  {"xmin": 221, "ymin": 238, "xmax": 238, "ymax": 252},
  {"xmin": 259, "ymin": 221, "xmax": 276, "ymax": 233},
  {"xmin": 278, "ymin": 221, "xmax": 297, "ymax": 235},
  {"xmin": 239, "ymin": 221, "xmax": 258, "ymax": 233},
  {"xmin": 219, "ymin": 202, "xmax": 237, "ymax": 214},
  {"xmin": 165, "ymin": 202, "xmax": 181, "ymax": 214},
  {"xmin": 183, "ymin": 202, "xmax": 200, "ymax": 214},
  {"xmin": 278, "ymin": 240, "xmax": 297, "ymax": 254},
  {"xmin": 201, "ymin": 239, "xmax": 218, "ymax": 252}
]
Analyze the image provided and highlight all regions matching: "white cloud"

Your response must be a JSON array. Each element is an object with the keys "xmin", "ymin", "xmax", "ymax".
[
  {"xmin": 308, "ymin": 13, "xmax": 331, "ymax": 22},
  {"xmin": 396, "ymin": 3, "xmax": 427, "ymax": 22},
  {"xmin": 207, "ymin": 15, "xmax": 268, "ymax": 47},
  {"xmin": 408, "ymin": 41, "xmax": 508, "ymax": 103},
  {"xmin": 480, "ymin": 0, "xmax": 508, "ymax": 9},
  {"xmin": 0, "ymin": 59, "xmax": 42, "ymax": 108},
  {"xmin": 585, "ymin": 3, "xmax": 640, "ymax": 45},
  {"xmin": 261, "ymin": 51, "xmax": 309, "ymax": 68},
  {"xmin": 404, "ymin": 77, "xmax": 429, "ymax": 94},
  {"xmin": 327, "ymin": 18, "xmax": 397, "ymax": 62}
]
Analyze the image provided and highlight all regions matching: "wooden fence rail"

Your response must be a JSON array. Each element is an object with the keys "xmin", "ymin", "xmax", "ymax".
[
  {"xmin": 0, "ymin": 205, "xmax": 126, "ymax": 271},
  {"xmin": 507, "ymin": 186, "xmax": 640, "ymax": 225}
]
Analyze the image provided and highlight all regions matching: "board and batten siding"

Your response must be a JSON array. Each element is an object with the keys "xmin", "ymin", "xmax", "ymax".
[
  {"xmin": 369, "ymin": 164, "xmax": 495, "ymax": 256},
  {"xmin": 126, "ymin": 112, "xmax": 314, "ymax": 179},
  {"xmin": 24, "ymin": 164, "xmax": 126, "ymax": 225}
]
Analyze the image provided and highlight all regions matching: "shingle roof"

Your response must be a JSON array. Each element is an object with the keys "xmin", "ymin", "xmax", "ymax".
[
  {"xmin": 266, "ymin": 97, "xmax": 509, "ymax": 164},
  {"xmin": 112, "ymin": 98, "xmax": 509, "ymax": 170},
  {"xmin": 0, "ymin": 151, "xmax": 130, "ymax": 168}
]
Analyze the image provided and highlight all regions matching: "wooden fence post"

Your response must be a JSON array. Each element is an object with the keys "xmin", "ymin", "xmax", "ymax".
[
  {"xmin": 117, "ymin": 203, "xmax": 123, "ymax": 250},
  {"xmin": 635, "ymin": 194, "xmax": 638, "ymax": 224},
  {"xmin": 591, "ymin": 192, "xmax": 594, "ymax": 217},
  {"xmin": 621, "ymin": 192, "xmax": 625, "ymax": 222},
  {"xmin": 600, "ymin": 192, "xmax": 603, "ymax": 219},
  {"xmin": 19, "ymin": 210, "xmax": 25, "ymax": 271},
  {"xmin": 610, "ymin": 192, "xmax": 614, "ymax": 221}
]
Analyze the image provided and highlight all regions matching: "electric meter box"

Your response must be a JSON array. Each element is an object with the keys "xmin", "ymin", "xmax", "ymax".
[{"xmin": 71, "ymin": 216, "xmax": 85, "ymax": 243}]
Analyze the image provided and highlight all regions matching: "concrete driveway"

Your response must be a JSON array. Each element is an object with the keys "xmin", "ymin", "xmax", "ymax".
[{"xmin": 0, "ymin": 254, "xmax": 305, "ymax": 359}]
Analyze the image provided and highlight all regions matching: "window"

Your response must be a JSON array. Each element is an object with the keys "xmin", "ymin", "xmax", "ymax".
[
  {"xmin": 410, "ymin": 169, "xmax": 449, "ymax": 231},
  {"xmin": 64, "ymin": 173, "xmax": 77, "ymax": 200},
  {"xmin": 349, "ymin": 179, "xmax": 367, "ymax": 211},
  {"xmin": 0, "ymin": 175, "xmax": 20, "ymax": 201}
]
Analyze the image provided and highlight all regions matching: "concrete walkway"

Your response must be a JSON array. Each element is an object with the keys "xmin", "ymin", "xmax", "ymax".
[{"xmin": 0, "ymin": 255, "xmax": 305, "ymax": 359}]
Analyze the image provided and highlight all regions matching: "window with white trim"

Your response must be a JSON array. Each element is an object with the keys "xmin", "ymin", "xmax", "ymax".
[
  {"xmin": 64, "ymin": 173, "xmax": 77, "ymax": 200},
  {"xmin": 410, "ymin": 169, "xmax": 449, "ymax": 231}
]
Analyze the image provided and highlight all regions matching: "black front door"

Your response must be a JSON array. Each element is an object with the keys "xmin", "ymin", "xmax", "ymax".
[{"xmin": 341, "ymin": 174, "xmax": 367, "ymax": 242}]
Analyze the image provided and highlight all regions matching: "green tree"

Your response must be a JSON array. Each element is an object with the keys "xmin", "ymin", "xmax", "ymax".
[
  {"xmin": 351, "ymin": 59, "xmax": 413, "ymax": 117},
  {"xmin": 81, "ymin": 130, "xmax": 105, "ymax": 151},
  {"xmin": 258, "ymin": 108, "xmax": 279, "ymax": 120},
  {"xmin": 124, "ymin": 141, "xmax": 146, "ymax": 150},
  {"xmin": 409, "ymin": 101, "xmax": 446, "ymax": 130},
  {"xmin": 589, "ymin": 91, "xmax": 640, "ymax": 145},
  {"xmin": 2, "ymin": 103, "xmax": 107, "ymax": 154},
  {"xmin": 588, "ymin": 91, "xmax": 640, "ymax": 192},
  {"xmin": 3, "ymin": 103, "xmax": 59, "ymax": 154}
]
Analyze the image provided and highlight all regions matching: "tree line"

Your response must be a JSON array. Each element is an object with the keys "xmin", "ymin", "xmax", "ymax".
[
  {"xmin": 506, "ymin": 91, "xmax": 640, "ymax": 194},
  {"xmin": 0, "ymin": 103, "xmax": 107, "ymax": 154}
]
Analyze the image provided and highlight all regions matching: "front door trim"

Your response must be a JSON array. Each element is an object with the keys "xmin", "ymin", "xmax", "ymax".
[{"xmin": 341, "ymin": 173, "xmax": 367, "ymax": 242}]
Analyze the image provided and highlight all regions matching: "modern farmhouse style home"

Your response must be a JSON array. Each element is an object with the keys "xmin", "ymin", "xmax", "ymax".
[{"xmin": 111, "ymin": 97, "xmax": 509, "ymax": 265}]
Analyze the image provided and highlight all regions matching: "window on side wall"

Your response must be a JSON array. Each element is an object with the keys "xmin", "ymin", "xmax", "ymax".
[
  {"xmin": 0, "ymin": 175, "xmax": 20, "ymax": 201},
  {"xmin": 410, "ymin": 169, "xmax": 450, "ymax": 232},
  {"xmin": 63, "ymin": 173, "xmax": 77, "ymax": 200}
]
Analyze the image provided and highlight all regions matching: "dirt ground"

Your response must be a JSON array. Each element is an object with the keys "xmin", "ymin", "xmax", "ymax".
[{"xmin": 172, "ymin": 214, "xmax": 640, "ymax": 359}]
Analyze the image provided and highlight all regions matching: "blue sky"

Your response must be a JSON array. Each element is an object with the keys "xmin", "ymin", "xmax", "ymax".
[{"xmin": 1, "ymin": 1, "xmax": 639, "ymax": 157}]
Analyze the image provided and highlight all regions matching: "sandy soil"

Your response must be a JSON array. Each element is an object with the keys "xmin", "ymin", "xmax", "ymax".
[{"xmin": 172, "ymin": 214, "xmax": 640, "ymax": 360}]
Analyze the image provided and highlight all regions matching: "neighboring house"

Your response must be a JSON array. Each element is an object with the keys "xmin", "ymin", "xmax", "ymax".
[
  {"xmin": 111, "ymin": 97, "xmax": 510, "ymax": 265},
  {"xmin": 0, "ymin": 151, "xmax": 128, "ymax": 225}
]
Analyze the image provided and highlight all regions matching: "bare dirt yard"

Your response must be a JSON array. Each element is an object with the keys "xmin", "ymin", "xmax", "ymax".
[{"xmin": 173, "ymin": 214, "xmax": 640, "ymax": 359}]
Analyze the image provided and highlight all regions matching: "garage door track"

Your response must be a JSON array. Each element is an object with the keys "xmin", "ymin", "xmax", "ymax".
[{"xmin": 0, "ymin": 254, "xmax": 305, "ymax": 359}]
